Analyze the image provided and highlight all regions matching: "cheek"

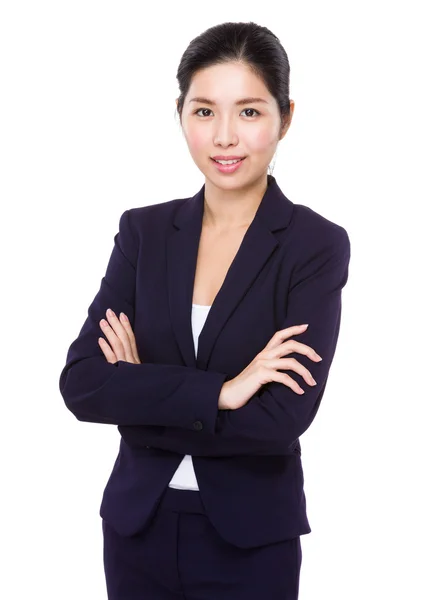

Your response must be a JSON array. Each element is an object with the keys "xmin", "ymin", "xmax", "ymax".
[
  {"xmin": 183, "ymin": 124, "xmax": 208, "ymax": 154},
  {"xmin": 188, "ymin": 135, "xmax": 206, "ymax": 154},
  {"xmin": 248, "ymin": 128, "xmax": 278, "ymax": 151}
]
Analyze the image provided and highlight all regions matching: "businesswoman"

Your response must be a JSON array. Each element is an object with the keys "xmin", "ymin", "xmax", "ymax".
[{"xmin": 60, "ymin": 21, "xmax": 351, "ymax": 600}]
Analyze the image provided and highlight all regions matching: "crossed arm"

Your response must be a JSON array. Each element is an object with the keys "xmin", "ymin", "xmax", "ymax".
[{"xmin": 59, "ymin": 209, "xmax": 350, "ymax": 455}]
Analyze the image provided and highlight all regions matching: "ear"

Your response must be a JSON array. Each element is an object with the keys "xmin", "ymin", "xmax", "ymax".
[{"xmin": 279, "ymin": 100, "xmax": 295, "ymax": 140}]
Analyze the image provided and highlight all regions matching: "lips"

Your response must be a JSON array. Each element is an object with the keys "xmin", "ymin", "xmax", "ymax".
[
  {"xmin": 212, "ymin": 157, "xmax": 245, "ymax": 163},
  {"xmin": 210, "ymin": 156, "xmax": 246, "ymax": 173}
]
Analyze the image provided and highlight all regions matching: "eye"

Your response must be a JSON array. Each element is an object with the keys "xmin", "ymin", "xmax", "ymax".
[
  {"xmin": 194, "ymin": 108, "xmax": 260, "ymax": 118},
  {"xmin": 241, "ymin": 108, "xmax": 260, "ymax": 118},
  {"xmin": 194, "ymin": 108, "xmax": 213, "ymax": 117}
]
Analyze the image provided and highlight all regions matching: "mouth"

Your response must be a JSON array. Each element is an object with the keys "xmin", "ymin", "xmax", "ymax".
[
  {"xmin": 211, "ymin": 157, "xmax": 246, "ymax": 165},
  {"xmin": 209, "ymin": 156, "xmax": 247, "ymax": 173}
]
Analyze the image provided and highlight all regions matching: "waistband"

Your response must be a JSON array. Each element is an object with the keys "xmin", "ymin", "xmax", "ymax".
[{"xmin": 158, "ymin": 486, "xmax": 206, "ymax": 515}]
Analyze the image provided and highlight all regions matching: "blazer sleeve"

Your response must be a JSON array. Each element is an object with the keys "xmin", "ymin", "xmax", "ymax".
[
  {"xmin": 119, "ymin": 228, "xmax": 351, "ymax": 456},
  {"xmin": 210, "ymin": 228, "xmax": 351, "ymax": 450},
  {"xmin": 59, "ymin": 209, "xmax": 228, "ymax": 428}
]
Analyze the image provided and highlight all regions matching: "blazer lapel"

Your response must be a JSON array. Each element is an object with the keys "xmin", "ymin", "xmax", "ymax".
[{"xmin": 166, "ymin": 174, "xmax": 294, "ymax": 371}]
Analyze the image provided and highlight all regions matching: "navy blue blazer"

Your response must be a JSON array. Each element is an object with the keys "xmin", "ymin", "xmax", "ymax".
[{"xmin": 59, "ymin": 174, "xmax": 351, "ymax": 549}]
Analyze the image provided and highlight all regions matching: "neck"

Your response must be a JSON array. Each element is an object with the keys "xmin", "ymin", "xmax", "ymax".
[{"xmin": 202, "ymin": 173, "xmax": 269, "ymax": 231}]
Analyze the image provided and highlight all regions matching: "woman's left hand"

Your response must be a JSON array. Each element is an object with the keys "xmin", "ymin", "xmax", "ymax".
[{"xmin": 98, "ymin": 308, "xmax": 141, "ymax": 364}]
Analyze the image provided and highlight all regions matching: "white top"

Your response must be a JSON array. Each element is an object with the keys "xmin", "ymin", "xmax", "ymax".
[{"xmin": 167, "ymin": 303, "xmax": 212, "ymax": 491}]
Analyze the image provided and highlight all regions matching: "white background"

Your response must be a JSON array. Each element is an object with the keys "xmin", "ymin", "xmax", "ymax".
[{"xmin": 1, "ymin": 1, "xmax": 435, "ymax": 598}]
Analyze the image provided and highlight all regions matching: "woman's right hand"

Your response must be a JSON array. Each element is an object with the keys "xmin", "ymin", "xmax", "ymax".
[{"xmin": 218, "ymin": 324, "xmax": 323, "ymax": 411}]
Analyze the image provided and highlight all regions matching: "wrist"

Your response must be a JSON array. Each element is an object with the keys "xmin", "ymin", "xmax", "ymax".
[{"xmin": 218, "ymin": 380, "xmax": 234, "ymax": 410}]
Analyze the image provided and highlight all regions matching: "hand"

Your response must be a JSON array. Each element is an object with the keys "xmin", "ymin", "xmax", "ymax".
[
  {"xmin": 98, "ymin": 308, "xmax": 141, "ymax": 364},
  {"xmin": 218, "ymin": 323, "xmax": 322, "ymax": 410}
]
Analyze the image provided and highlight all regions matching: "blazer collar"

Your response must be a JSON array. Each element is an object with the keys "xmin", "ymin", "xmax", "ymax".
[{"xmin": 166, "ymin": 174, "xmax": 295, "ymax": 370}]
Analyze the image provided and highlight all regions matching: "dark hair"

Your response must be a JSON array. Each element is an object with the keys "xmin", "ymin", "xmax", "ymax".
[{"xmin": 175, "ymin": 21, "xmax": 291, "ymax": 138}]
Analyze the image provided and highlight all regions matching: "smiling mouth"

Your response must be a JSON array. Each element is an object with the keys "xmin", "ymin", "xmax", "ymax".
[{"xmin": 211, "ymin": 157, "xmax": 246, "ymax": 164}]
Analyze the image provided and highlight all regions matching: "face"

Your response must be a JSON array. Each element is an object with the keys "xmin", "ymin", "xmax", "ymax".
[{"xmin": 177, "ymin": 62, "xmax": 294, "ymax": 189}]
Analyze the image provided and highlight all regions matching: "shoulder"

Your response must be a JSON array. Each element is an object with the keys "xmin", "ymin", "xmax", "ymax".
[
  {"xmin": 129, "ymin": 196, "xmax": 187, "ymax": 223},
  {"xmin": 121, "ymin": 196, "xmax": 189, "ymax": 237},
  {"xmin": 290, "ymin": 202, "xmax": 351, "ymax": 260}
]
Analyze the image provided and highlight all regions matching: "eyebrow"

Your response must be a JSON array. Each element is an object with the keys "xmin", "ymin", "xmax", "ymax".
[{"xmin": 189, "ymin": 96, "xmax": 269, "ymax": 106}]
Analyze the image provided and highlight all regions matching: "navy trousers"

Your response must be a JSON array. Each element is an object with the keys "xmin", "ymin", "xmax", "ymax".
[{"xmin": 102, "ymin": 486, "xmax": 302, "ymax": 599}]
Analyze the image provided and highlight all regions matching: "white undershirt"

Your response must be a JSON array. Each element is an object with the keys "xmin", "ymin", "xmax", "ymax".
[{"xmin": 167, "ymin": 303, "xmax": 212, "ymax": 490}]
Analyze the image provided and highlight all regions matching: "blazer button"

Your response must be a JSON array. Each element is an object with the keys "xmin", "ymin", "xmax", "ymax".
[{"xmin": 193, "ymin": 420, "xmax": 203, "ymax": 431}]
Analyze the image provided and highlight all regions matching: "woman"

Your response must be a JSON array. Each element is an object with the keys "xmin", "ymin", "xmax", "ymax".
[{"xmin": 60, "ymin": 21, "xmax": 351, "ymax": 600}]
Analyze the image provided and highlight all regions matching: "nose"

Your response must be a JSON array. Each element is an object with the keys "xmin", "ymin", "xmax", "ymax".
[{"xmin": 213, "ymin": 116, "xmax": 238, "ymax": 147}]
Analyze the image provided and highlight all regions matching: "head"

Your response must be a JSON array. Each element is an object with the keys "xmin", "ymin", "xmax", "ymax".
[{"xmin": 175, "ymin": 22, "xmax": 295, "ymax": 191}]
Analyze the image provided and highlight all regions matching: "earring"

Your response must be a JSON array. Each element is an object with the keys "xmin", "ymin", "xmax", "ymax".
[{"xmin": 268, "ymin": 151, "xmax": 277, "ymax": 176}]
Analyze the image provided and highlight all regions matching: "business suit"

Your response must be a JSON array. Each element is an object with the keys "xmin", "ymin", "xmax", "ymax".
[{"xmin": 59, "ymin": 174, "xmax": 350, "ymax": 597}]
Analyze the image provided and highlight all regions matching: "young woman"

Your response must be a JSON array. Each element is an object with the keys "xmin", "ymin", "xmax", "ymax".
[{"xmin": 60, "ymin": 21, "xmax": 351, "ymax": 600}]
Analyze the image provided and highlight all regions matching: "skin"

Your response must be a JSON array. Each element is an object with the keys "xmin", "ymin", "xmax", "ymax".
[
  {"xmin": 177, "ymin": 61, "xmax": 295, "ymax": 232},
  {"xmin": 98, "ymin": 61, "xmax": 320, "ymax": 407},
  {"xmin": 98, "ymin": 309, "xmax": 141, "ymax": 364},
  {"xmin": 99, "ymin": 60, "xmax": 295, "ymax": 361}
]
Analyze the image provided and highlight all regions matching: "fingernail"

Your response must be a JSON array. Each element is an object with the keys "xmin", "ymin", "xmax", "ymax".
[
  {"xmin": 107, "ymin": 308, "xmax": 115, "ymax": 317},
  {"xmin": 101, "ymin": 319, "xmax": 108, "ymax": 327},
  {"xmin": 120, "ymin": 312, "xmax": 128, "ymax": 322}
]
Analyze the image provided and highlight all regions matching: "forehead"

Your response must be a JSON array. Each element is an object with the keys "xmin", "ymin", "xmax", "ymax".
[{"xmin": 187, "ymin": 62, "xmax": 272, "ymax": 102}]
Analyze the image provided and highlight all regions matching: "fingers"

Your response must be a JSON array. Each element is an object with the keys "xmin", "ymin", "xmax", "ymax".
[
  {"xmin": 264, "ymin": 324, "xmax": 308, "ymax": 351},
  {"xmin": 261, "ymin": 338, "xmax": 321, "ymax": 364},
  {"xmin": 263, "ymin": 325, "xmax": 322, "ymax": 362},
  {"xmin": 268, "ymin": 370, "xmax": 306, "ymax": 395},
  {"xmin": 99, "ymin": 309, "xmax": 135, "ymax": 363},
  {"xmin": 98, "ymin": 336, "xmax": 118, "ymax": 364},
  {"xmin": 282, "ymin": 339, "xmax": 322, "ymax": 362},
  {"xmin": 265, "ymin": 357, "xmax": 317, "ymax": 388},
  {"xmin": 119, "ymin": 312, "xmax": 141, "ymax": 363}
]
